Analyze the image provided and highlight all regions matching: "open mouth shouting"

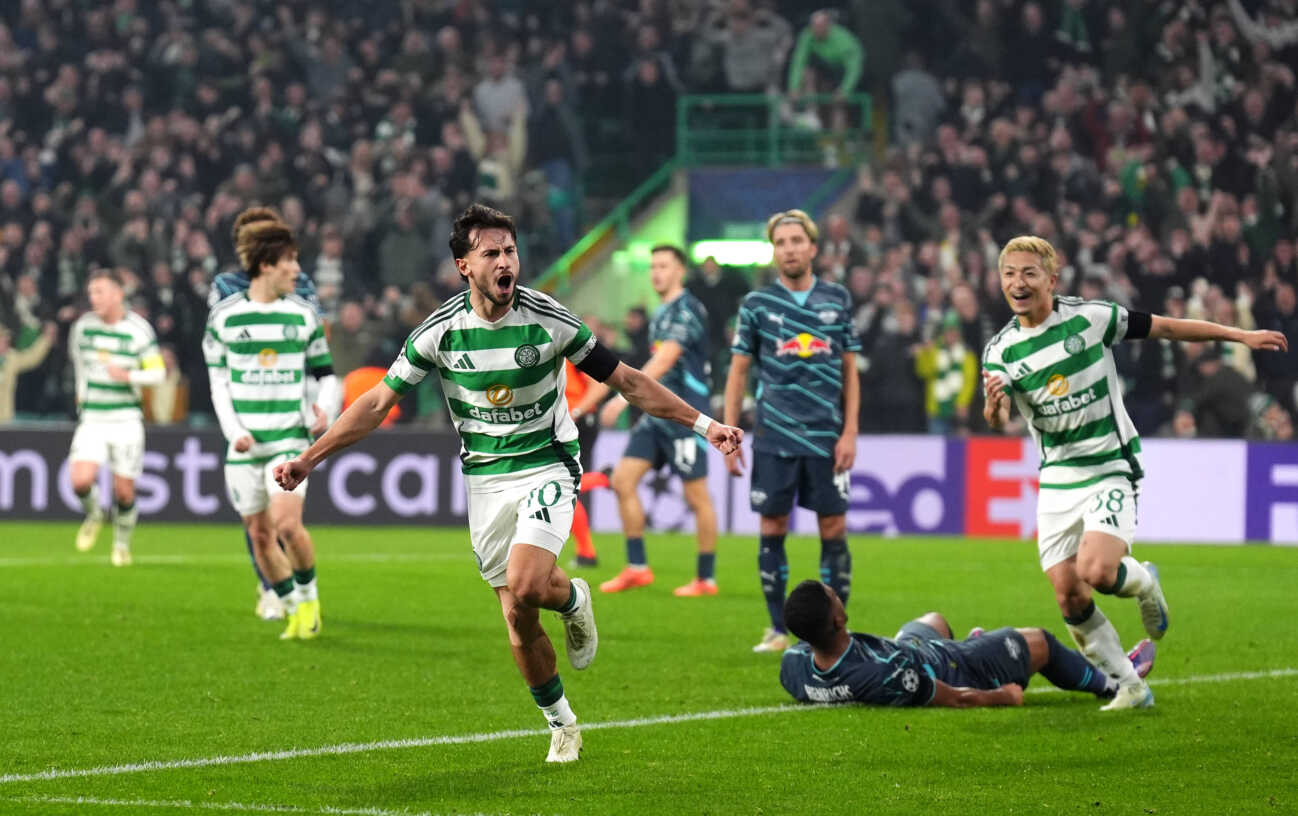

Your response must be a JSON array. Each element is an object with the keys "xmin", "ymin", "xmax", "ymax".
[{"xmin": 494, "ymin": 272, "xmax": 515, "ymax": 299}]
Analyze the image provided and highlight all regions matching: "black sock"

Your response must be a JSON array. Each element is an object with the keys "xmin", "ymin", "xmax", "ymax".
[
  {"xmin": 1039, "ymin": 630, "xmax": 1116, "ymax": 697},
  {"xmin": 818, "ymin": 537, "xmax": 850, "ymax": 605},
  {"xmin": 758, "ymin": 535, "xmax": 788, "ymax": 632},
  {"xmin": 626, "ymin": 536, "xmax": 646, "ymax": 567},
  {"xmin": 697, "ymin": 552, "xmax": 715, "ymax": 581}
]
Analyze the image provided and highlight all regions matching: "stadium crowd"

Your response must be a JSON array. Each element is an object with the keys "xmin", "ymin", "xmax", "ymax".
[{"xmin": 0, "ymin": 0, "xmax": 1295, "ymax": 443}]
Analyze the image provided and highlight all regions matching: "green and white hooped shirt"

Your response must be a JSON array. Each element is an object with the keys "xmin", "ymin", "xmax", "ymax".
[
  {"xmin": 70, "ymin": 311, "xmax": 162, "ymax": 423},
  {"xmin": 384, "ymin": 287, "xmax": 597, "ymax": 480},
  {"xmin": 982, "ymin": 296, "xmax": 1143, "ymax": 502}
]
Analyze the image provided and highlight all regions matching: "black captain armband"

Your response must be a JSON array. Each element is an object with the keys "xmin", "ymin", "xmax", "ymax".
[
  {"xmin": 1127, "ymin": 310, "xmax": 1152, "ymax": 340},
  {"xmin": 309, "ymin": 364, "xmax": 335, "ymax": 379},
  {"xmin": 576, "ymin": 341, "xmax": 620, "ymax": 382}
]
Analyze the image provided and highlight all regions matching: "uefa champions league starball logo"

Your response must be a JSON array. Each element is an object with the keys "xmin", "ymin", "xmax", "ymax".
[{"xmin": 902, "ymin": 668, "xmax": 919, "ymax": 692}]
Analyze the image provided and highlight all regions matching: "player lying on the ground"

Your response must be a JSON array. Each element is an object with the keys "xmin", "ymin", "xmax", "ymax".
[{"xmin": 778, "ymin": 580, "xmax": 1155, "ymax": 709}]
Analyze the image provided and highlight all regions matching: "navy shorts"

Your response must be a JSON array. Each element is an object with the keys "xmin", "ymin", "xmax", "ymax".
[
  {"xmin": 895, "ymin": 622, "xmax": 1032, "ymax": 690},
  {"xmin": 749, "ymin": 451, "xmax": 849, "ymax": 517},
  {"xmin": 624, "ymin": 418, "xmax": 708, "ymax": 481}
]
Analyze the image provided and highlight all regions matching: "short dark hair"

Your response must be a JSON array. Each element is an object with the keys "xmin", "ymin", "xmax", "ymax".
[
  {"xmin": 449, "ymin": 203, "xmax": 517, "ymax": 260},
  {"xmin": 651, "ymin": 244, "xmax": 688, "ymax": 268},
  {"xmin": 87, "ymin": 268, "xmax": 124, "ymax": 288},
  {"xmin": 783, "ymin": 580, "xmax": 837, "ymax": 647}
]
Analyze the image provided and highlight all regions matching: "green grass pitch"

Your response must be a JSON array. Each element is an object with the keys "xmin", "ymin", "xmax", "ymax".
[{"xmin": 1, "ymin": 521, "xmax": 1296, "ymax": 815}]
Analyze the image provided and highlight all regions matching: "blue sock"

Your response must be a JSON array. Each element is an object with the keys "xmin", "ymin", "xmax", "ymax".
[
  {"xmin": 246, "ymin": 530, "xmax": 271, "ymax": 590},
  {"xmin": 1040, "ymin": 630, "xmax": 1117, "ymax": 697},
  {"xmin": 758, "ymin": 535, "xmax": 788, "ymax": 632},
  {"xmin": 697, "ymin": 552, "xmax": 715, "ymax": 581},
  {"xmin": 818, "ymin": 537, "xmax": 851, "ymax": 605},
  {"xmin": 626, "ymin": 536, "xmax": 647, "ymax": 567}
]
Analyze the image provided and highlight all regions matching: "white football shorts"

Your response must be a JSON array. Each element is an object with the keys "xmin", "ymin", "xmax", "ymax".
[
  {"xmin": 1037, "ymin": 475, "xmax": 1138, "ymax": 571},
  {"xmin": 225, "ymin": 452, "xmax": 308, "ymax": 517},
  {"xmin": 466, "ymin": 461, "xmax": 580, "ymax": 588},
  {"xmin": 69, "ymin": 419, "xmax": 145, "ymax": 479}
]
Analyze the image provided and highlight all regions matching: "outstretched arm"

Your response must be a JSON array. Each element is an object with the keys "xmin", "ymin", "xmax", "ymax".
[
  {"xmin": 274, "ymin": 381, "xmax": 402, "ymax": 489},
  {"xmin": 604, "ymin": 361, "xmax": 742, "ymax": 454},
  {"xmin": 930, "ymin": 680, "xmax": 1023, "ymax": 708},
  {"xmin": 1147, "ymin": 315, "xmax": 1288, "ymax": 351},
  {"xmin": 834, "ymin": 352, "xmax": 859, "ymax": 473}
]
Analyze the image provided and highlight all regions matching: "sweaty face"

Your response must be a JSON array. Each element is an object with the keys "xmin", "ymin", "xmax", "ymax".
[
  {"xmin": 87, "ymin": 278, "xmax": 123, "ymax": 319},
  {"xmin": 770, "ymin": 223, "xmax": 817, "ymax": 280},
  {"xmin": 1000, "ymin": 250, "xmax": 1056, "ymax": 318},
  {"xmin": 649, "ymin": 250, "xmax": 683, "ymax": 297},
  {"xmin": 459, "ymin": 227, "xmax": 520, "ymax": 307}
]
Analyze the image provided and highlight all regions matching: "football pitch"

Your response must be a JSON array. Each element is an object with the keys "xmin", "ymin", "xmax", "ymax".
[{"xmin": 2, "ymin": 523, "xmax": 1296, "ymax": 815}]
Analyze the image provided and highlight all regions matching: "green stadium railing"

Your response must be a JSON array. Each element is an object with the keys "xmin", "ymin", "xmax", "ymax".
[
  {"xmin": 532, "ymin": 157, "xmax": 679, "ymax": 294},
  {"xmin": 675, "ymin": 92, "xmax": 872, "ymax": 167},
  {"xmin": 533, "ymin": 92, "xmax": 872, "ymax": 295}
]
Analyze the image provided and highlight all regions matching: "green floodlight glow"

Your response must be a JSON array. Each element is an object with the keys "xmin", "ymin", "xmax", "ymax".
[{"xmin": 690, "ymin": 240, "xmax": 772, "ymax": 266}]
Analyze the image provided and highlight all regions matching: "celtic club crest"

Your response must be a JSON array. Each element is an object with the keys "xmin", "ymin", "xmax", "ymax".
[{"xmin": 515, "ymin": 344, "xmax": 540, "ymax": 367}]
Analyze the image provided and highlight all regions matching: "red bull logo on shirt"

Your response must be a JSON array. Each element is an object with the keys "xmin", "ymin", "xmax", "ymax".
[{"xmin": 776, "ymin": 332, "xmax": 833, "ymax": 359}]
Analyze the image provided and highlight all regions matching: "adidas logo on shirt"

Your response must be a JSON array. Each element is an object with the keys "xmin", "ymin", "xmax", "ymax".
[{"xmin": 452, "ymin": 354, "xmax": 475, "ymax": 370}]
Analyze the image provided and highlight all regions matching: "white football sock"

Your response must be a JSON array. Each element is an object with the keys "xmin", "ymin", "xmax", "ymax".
[
  {"xmin": 1066, "ymin": 603, "xmax": 1141, "ymax": 687},
  {"xmin": 540, "ymin": 694, "xmax": 577, "ymax": 729},
  {"xmin": 1111, "ymin": 556, "xmax": 1153, "ymax": 598},
  {"xmin": 80, "ymin": 483, "xmax": 103, "ymax": 520}
]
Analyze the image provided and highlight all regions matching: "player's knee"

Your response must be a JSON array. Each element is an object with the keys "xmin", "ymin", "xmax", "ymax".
[
  {"xmin": 113, "ymin": 485, "xmax": 135, "ymax": 506},
  {"xmin": 759, "ymin": 516, "xmax": 789, "ymax": 537},
  {"xmin": 507, "ymin": 575, "xmax": 548, "ymax": 609},
  {"xmin": 248, "ymin": 526, "xmax": 275, "ymax": 554},
  {"xmin": 1075, "ymin": 555, "xmax": 1116, "ymax": 589},
  {"xmin": 819, "ymin": 516, "xmax": 846, "ymax": 540},
  {"xmin": 274, "ymin": 519, "xmax": 304, "ymax": 546},
  {"xmin": 609, "ymin": 465, "xmax": 638, "ymax": 496},
  {"xmin": 683, "ymin": 483, "xmax": 713, "ymax": 512}
]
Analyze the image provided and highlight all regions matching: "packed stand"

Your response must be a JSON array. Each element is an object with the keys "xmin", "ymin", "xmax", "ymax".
[
  {"xmin": 1, "ymin": 0, "xmax": 762, "ymax": 424},
  {"xmin": 833, "ymin": 0, "xmax": 1298, "ymax": 440},
  {"xmin": 1, "ymin": 0, "xmax": 1294, "ymax": 444}
]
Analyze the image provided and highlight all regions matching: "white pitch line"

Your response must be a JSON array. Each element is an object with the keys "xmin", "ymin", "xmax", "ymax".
[
  {"xmin": 0, "ymin": 705, "xmax": 810, "ymax": 785},
  {"xmin": 0, "ymin": 552, "xmax": 462, "ymax": 568},
  {"xmin": 1, "ymin": 794, "xmax": 486, "ymax": 816},
  {"xmin": 4, "ymin": 666, "xmax": 1296, "ymax": 786},
  {"xmin": 1028, "ymin": 666, "xmax": 1298, "ymax": 694}
]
